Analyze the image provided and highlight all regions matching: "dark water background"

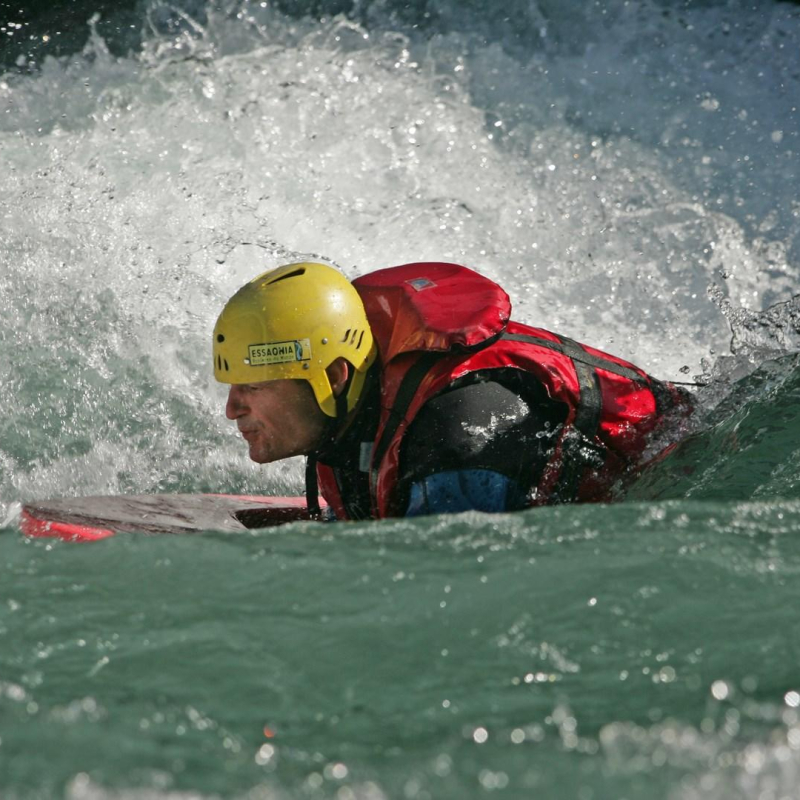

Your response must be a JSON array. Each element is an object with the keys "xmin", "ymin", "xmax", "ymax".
[{"xmin": 2, "ymin": 1, "xmax": 800, "ymax": 797}]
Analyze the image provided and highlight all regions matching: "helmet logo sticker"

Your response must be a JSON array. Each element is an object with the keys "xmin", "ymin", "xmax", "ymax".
[
  {"xmin": 405, "ymin": 277, "xmax": 437, "ymax": 292},
  {"xmin": 248, "ymin": 338, "xmax": 312, "ymax": 366}
]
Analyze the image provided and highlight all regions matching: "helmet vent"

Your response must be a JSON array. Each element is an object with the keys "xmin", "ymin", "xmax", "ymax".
[
  {"xmin": 356, "ymin": 330, "xmax": 364, "ymax": 350},
  {"xmin": 270, "ymin": 268, "xmax": 306, "ymax": 284},
  {"xmin": 224, "ymin": 358, "xmax": 229, "ymax": 371},
  {"xmin": 341, "ymin": 328, "xmax": 351, "ymax": 343}
]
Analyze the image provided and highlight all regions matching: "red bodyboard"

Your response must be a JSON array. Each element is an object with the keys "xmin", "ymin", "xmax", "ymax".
[{"xmin": 19, "ymin": 494, "xmax": 323, "ymax": 543}]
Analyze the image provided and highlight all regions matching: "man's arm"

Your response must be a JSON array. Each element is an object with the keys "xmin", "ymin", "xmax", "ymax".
[{"xmin": 397, "ymin": 375, "xmax": 566, "ymax": 516}]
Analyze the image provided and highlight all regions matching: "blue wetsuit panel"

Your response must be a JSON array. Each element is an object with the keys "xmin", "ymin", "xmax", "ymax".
[{"xmin": 405, "ymin": 469, "xmax": 528, "ymax": 516}]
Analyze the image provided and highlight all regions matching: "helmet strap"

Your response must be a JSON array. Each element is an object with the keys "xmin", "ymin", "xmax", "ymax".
[
  {"xmin": 335, "ymin": 384, "xmax": 349, "ymax": 421},
  {"xmin": 305, "ymin": 370, "xmax": 352, "ymax": 520},
  {"xmin": 305, "ymin": 457, "xmax": 322, "ymax": 520}
]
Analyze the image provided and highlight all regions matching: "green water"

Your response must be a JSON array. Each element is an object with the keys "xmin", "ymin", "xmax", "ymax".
[
  {"xmin": 2, "ymin": 0, "xmax": 800, "ymax": 796},
  {"xmin": 4, "ymin": 506, "xmax": 800, "ymax": 797}
]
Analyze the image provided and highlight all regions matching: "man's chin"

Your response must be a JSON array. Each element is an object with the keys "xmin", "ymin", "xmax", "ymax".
[
  {"xmin": 247, "ymin": 444, "xmax": 275, "ymax": 464},
  {"xmin": 244, "ymin": 432, "xmax": 313, "ymax": 463},
  {"xmin": 248, "ymin": 445, "xmax": 310, "ymax": 464}
]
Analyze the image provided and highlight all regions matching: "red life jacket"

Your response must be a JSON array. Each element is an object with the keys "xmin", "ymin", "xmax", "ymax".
[{"xmin": 316, "ymin": 262, "xmax": 690, "ymax": 519}]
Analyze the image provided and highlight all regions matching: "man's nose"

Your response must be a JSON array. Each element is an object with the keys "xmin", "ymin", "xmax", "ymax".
[{"xmin": 226, "ymin": 385, "xmax": 245, "ymax": 420}]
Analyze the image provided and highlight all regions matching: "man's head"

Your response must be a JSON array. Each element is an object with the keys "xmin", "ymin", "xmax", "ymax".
[{"xmin": 213, "ymin": 262, "xmax": 377, "ymax": 462}]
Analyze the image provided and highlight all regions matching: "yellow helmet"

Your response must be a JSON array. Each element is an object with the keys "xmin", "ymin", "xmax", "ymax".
[{"xmin": 212, "ymin": 262, "xmax": 377, "ymax": 417}]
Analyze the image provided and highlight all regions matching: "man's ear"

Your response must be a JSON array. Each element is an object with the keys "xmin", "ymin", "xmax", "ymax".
[{"xmin": 326, "ymin": 358, "xmax": 351, "ymax": 396}]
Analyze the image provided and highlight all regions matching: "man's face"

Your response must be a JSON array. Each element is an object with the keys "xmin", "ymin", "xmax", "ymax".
[{"xmin": 225, "ymin": 379, "xmax": 328, "ymax": 463}]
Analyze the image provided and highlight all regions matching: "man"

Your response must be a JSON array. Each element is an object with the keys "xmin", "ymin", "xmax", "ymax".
[{"xmin": 213, "ymin": 261, "xmax": 691, "ymax": 520}]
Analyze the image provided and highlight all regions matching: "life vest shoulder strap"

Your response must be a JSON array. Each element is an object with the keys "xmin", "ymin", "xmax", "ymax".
[
  {"xmin": 499, "ymin": 326, "xmax": 650, "ymax": 440},
  {"xmin": 369, "ymin": 351, "xmax": 443, "ymax": 501}
]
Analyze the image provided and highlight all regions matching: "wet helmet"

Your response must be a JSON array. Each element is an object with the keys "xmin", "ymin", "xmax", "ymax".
[{"xmin": 212, "ymin": 262, "xmax": 377, "ymax": 417}]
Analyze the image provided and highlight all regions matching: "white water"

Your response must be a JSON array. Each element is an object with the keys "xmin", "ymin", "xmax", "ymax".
[{"xmin": 0, "ymin": 0, "xmax": 798, "ymax": 514}]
